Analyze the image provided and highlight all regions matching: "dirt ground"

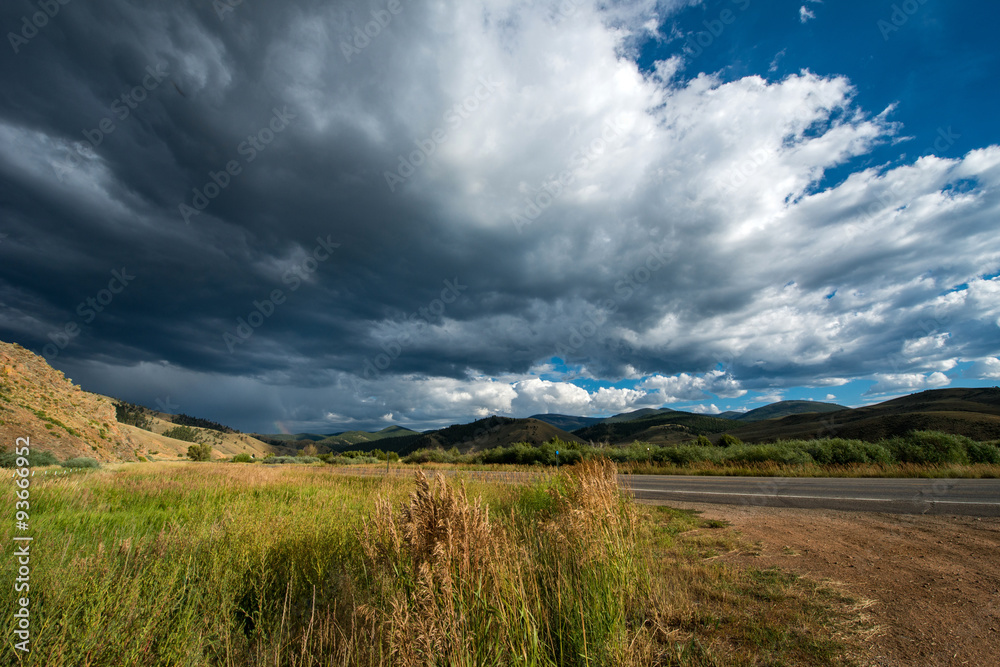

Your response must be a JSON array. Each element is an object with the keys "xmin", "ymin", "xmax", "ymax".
[{"xmin": 655, "ymin": 500, "xmax": 1000, "ymax": 667}]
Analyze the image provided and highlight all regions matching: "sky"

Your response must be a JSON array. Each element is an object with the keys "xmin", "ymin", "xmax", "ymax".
[{"xmin": 1, "ymin": 0, "xmax": 999, "ymax": 434}]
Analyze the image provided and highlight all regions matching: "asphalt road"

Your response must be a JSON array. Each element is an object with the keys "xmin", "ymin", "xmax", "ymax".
[{"xmin": 620, "ymin": 474, "xmax": 1000, "ymax": 517}]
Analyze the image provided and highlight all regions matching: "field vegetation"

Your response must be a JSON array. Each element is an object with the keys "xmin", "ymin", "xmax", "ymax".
[
  {"xmin": 1, "ymin": 461, "xmax": 866, "ymax": 666},
  {"xmin": 400, "ymin": 431, "xmax": 1000, "ymax": 477}
]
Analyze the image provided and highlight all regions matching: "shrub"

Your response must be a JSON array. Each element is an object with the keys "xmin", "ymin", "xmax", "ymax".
[
  {"xmin": 888, "ymin": 431, "xmax": 971, "ymax": 465},
  {"xmin": 718, "ymin": 434, "xmax": 742, "ymax": 447},
  {"xmin": 231, "ymin": 453, "xmax": 255, "ymax": 463},
  {"xmin": 262, "ymin": 456, "xmax": 320, "ymax": 465},
  {"xmin": 967, "ymin": 440, "xmax": 1000, "ymax": 464},
  {"xmin": 403, "ymin": 448, "xmax": 454, "ymax": 464},
  {"xmin": 725, "ymin": 444, "xmax": 814, "ymax": 465},
  {"xmin": 658, "ymin": 445, "xmax": 720, "ymax": 466},
  {"xmin": 0, "ymin": 449, "xmax": 59, "ymax": 468},
  {"xmin": 187, "ymin": 443, "xmax": 213, "ymax": 462},
  {"xmin": 803, "ymin": 438, "xmax": 893, "ymax": 465},
  {"xmin": 59, "ymin": 456, "xmax": 101, "ymax": 468},
  {"xmin": 324, "ymin": 455, "xmax": 381, "ymax": 465},
  {"xmin": 694, "ymin": 435, "xmax": 713, "ymax": 447}
]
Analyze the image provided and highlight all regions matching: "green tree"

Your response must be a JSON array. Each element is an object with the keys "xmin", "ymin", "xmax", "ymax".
[
  {"xmin": 187, "ymin": 443, "xmax": 212, "ymax": 461},
  {"xmin": 164, "ymin": 425, "xmax": 201, "ymax": 443}
]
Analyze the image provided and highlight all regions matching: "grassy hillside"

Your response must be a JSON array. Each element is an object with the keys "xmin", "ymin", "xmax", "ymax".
[
  {"xmin": 252, "ymin": 432, "xmax": 328, "ymax": 443},
  {"xmin": 528, "ymin": 413, "xmax": 603, "ymax": 431},
  {"xmin": 0, "ymin": 340, "xmax": 283, "ymax": 462},
  {"xmin": 379, "ymin": 416, "xmax": 583, "ymax": 455},
  {"xmin": 732, "ymin": 400, "xmax": 847, "ymax": 422},
  {"xmin": 137, "ymin": 412, "xmax": 286, "ymax": 460},
  {"xmin": 730, "ymin": 388, "xmax": 1000, "ymax": 443},
  {"xmin": 573, "ymin": 411, "xmax": 734, "ymax": 444},
  {"xmin": 0, "ymin": 341, "xmax": 146, "ymax": 461},
  {"xmin": 319, "ymin": 425, "xmax": 419, "ymax": 448},
  {"xmin": 600, "ymin": 407, "xmax": 676, "ymax": 424},
  {"xmin": 253, "ymin": 426, "xmax": 421, "ymax": 451}
]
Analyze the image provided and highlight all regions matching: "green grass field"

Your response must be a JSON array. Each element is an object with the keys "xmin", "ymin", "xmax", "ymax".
[{"xmin": 3, "ymin": 461, "xmax": 865, "ymax": 666}]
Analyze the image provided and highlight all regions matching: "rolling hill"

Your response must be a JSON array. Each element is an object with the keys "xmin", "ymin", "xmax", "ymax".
[
  {"xmin": 129, "ymin": 408, "xmax": 289, "ymax": 460},
  {"xmin": 572, "ymin": 411, "xmax": 735, "ymax": 445},
  {"xmin": 529, "ymin": 413, "xmax": 604, "ymax": 431},
  {"xmin": 377, "ymin": 416, "xmax": 583, "ymax": 455},
  {"xmin": 730, "ymin": 400, "xmax": 847, "ymax": 422},
  {"xmin": 728, "ymin": 388, "xmax": 1000, "ymax": 443},
  {"xmin": 0, "ymin": 340, "xmax": 285, "ymax": 462},
  {"xmin": 531, "ymin": 407, "xmax": 679, "ymax": 430},
  {"xmin": 600, "ymin": 407, "xmax": 677, "ymax": 424},
  {"xmin": 254, "ymin": 425, "xmax": 421, "ymax": 451},
  {"xmin": 318, "ymin": 425, "xmax": 420, "ymax": 448},
  {"xmin": 260, "ymin": 433, "xmax": 329, "ymax": 443}
]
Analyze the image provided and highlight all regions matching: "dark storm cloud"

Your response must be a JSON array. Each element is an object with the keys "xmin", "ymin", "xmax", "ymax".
[
  {"xmin": 1, "ymin": 0, "xmax": 998, "ymax": 432},
  {"xmin": 0, "ymin": 0, "xmax": 490, "ymax": 375}
]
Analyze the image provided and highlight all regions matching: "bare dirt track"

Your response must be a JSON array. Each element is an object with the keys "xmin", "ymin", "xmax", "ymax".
[{"xmin": 650, "ymin": 500, "xmax": 1000, "ymax": 667}]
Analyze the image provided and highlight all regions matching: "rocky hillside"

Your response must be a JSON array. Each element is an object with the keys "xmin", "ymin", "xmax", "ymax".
[
  {"xmin": 0, "ymin": 341, "xmax": 282, "ymax": 462},
  {"xmin": 0, "ymin": 341, "xmax": 142, "ymax": 461}
]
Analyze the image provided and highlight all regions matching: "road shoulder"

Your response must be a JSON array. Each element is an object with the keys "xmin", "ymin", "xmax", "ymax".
[{"xmin": 640, "ymin": 500, "xmax": 1000, "ymax": 667}]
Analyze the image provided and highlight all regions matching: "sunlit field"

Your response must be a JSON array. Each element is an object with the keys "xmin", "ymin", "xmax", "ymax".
[{"xmin": 3, "ymin": 461, "xmax": 866, "ymax": 666}]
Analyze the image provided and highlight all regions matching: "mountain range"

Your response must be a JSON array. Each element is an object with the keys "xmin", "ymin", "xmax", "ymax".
[{"xmin": 2, "ymin": 338, "xmax": 999, "ymax": 462}]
